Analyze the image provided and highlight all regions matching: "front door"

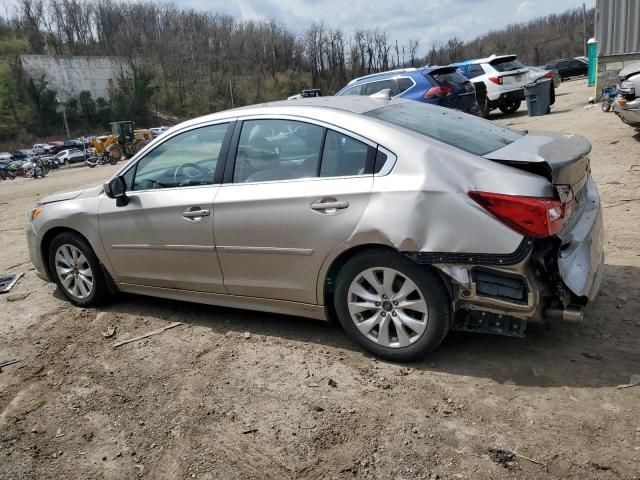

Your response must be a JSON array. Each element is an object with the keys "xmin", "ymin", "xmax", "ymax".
[
  {"xmin": 99, "ymin": 122, "xmax": 231, "ymax": 293},
  {"xmin": 214, "ymin": 119, "xmax": 375, "ymax": 304}
]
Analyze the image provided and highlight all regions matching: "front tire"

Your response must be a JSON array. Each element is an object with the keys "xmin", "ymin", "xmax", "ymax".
[
  {"xmin": 334, "ymin": 250, "xmax": 451, "ymax": 361},
  {"xmin": 499, "ymin": 100, "xmax": 521, "ymax": 114},
  {"xmin": 48, "ymin": 232, "xmax": 109, "ymax": 307}
]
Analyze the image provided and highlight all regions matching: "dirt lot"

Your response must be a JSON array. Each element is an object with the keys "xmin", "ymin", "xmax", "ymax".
[{"xmin": 1, "ymin": 81, "xmax": 639, "ymax": 480}]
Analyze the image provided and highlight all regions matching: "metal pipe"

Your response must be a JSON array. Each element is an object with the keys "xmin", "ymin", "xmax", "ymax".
[{"xmin": 545, "ymin": 307, "xmax": 584, "ymax": 323}]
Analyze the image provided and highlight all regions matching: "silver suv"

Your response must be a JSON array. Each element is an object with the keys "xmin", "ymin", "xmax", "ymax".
[{"xmin": 27, "ymin": 97, "xmax": 604, "ymax": 361}]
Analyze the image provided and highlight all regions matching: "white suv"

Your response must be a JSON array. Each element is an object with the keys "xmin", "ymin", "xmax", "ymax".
[{"xmin": 453, "ymin": 54, "xmax": 530, "ymax": 116}]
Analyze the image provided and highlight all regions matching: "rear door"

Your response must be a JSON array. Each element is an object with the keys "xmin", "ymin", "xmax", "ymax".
[{"xmin": 213, "ymin": 118, "xmax": 375, "ymax": 304}]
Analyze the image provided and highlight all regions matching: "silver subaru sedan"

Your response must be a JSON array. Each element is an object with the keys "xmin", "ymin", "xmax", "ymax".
[{"xmin": 26, "ymin": 97, "xmax": 604, "ymax": 361}]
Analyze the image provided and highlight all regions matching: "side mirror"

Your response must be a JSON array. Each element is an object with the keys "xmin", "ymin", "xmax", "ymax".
[{"xmin": 104, "ymin": 176, "xmax": 129, "ymax": 207}]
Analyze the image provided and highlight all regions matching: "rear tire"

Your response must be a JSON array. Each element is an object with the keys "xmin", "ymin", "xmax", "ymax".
[
  {"xmin": 601, "ymin": 101, "xmax": 611, "ymax": 113},
  {"xmin": 499, "ymin": 100, "xmax": 521, "ymax": 114},
  {"xmin": 48, "ymin": 232, "xmax": 110, "ymax": 307},
  {"xmin": 334, "ymin": 249, "xmax": 451, "ymax": 361}
]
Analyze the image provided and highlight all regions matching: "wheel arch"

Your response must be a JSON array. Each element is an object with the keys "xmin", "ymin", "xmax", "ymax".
[
  {"xmin": 320, "ymin": 243, "xmax": 400, "ymax": 322},
  {"xmin": 40, "ymin": 226, "xmax": 118, "ymax": 293}
]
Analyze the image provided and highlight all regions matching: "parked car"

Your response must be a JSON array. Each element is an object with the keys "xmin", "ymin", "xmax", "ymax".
[
  {"xmin": 527, "ymin": 66, "xmax": 561, "ymax": 88},
  {"xmin": 47, "ymin": 141, "xmax": 65, "ymax": 154},
  {"xmin": 612, "ymin": 61, "xmax": 640, "ymax": 128},
  {"xmin": 149, "ymin": 126, "xmax": 171, "ymax": 137},
  {"xmin": 288, "ymin": 89, "xmax": 322, "ymax": 100},
  {"xmin": 575, "ymin": 56, "xmax": 588, "ymax": 65},
  {"xmin": 27, "ymin": 97, "xmax": 604, "ymax": 361},
  {"xmin": 33, "ymin": 143, "xmax": 53, "ymax": 155},
  {"xmin": 336, "ymin": 66, "xmax": 479, "ymax": 115},
  {"xmin": 55, "ymin": 148, "xmax": 88, "ymax": 165},
  {"xmin": 544, "ymin": 58, "xmax": 587, "ymax": 80},
  {"xmin": 451, "ymin": 54, "xmax": 529, "ymax": 116},
  {"xmin": 11, "ymin": 149, "xmax": 37, "ymax": 160}
]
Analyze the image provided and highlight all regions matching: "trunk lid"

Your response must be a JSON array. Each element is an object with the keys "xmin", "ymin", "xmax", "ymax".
[{"xmin": 483, "ymin": 131, "xmax": 591, "ymax": 194}]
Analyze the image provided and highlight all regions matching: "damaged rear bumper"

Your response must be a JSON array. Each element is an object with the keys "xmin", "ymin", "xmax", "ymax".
[{"xmin": 403, "ymin": 176, "xmax": 604, "ymax": 335}]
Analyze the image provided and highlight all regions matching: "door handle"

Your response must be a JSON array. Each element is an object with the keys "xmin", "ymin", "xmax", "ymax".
[
  {"xmin": 182, "ymin": 208, "xmax": 210, "ymax": 219},
  {"xmin": 310, "ymin": 200, "xmax": 349, "ymax": 211}
]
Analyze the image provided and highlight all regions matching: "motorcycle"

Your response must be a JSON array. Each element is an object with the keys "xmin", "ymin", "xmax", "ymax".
[
  {"xmin": 86, "ymin": 154, "xmax": 118, "ymax": 168},
  {"xmin": 601, "ymin": 87, "xmax": 619, "ymax": 112},
  {"xmin": 22, "ymin": 158, "xmax": 47, "ymax": 179}
]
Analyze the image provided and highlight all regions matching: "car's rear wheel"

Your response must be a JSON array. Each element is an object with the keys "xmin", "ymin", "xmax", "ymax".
[
  {"xmin": 48, "ymin": 232, "xmax": 109, "ymax": 307},
  {"xmin": 334, "ymin": 250, "xmax": 450, "ymax": 361},
  {"xmin": 499, "ymin": 100, "xmax": 521, "ymax": 114}
]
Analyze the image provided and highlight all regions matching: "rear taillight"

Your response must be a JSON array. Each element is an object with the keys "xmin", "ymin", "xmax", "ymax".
[
  {"xmin": 468, "ymin": 191, "xmax": 569, "ymax": 238},
  {"xmin": 488, "ymin": 76, "xmax": 503, "ymax": 85},
  {"xmin": 544, "ymin": 71, "xmax": 553, "ymax": 78},
  {"xmin": 424, "ymin": 86, "xmax": 453, "ymax": 99}
]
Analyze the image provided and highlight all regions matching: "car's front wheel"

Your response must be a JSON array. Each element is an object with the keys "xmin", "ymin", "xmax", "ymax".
[
  {"xmin": 48, "ymin": 232, "xmax": 109, "ymax": 307},
  {"xmin": 334, "ymin": 250, "xmax": 450, "ymax": 361}
]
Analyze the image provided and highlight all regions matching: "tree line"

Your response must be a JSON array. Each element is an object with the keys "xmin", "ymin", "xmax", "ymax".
[{"xmin": 0, "ymin": 0, "xmax": 592, "ymax": 145}]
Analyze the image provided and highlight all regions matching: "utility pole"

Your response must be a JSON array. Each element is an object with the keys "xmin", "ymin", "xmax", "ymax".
[{"xmin": 583, "ymin": 3, "xmax": 587, "ymax": 56}]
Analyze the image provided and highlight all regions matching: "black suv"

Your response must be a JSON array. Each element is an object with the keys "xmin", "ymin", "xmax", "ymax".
[{"xmin": 544, "ymin": 58, "xmax": 587, "ymax": 80}]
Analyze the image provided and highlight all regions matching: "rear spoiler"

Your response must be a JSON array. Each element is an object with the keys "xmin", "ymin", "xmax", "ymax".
[{"xmin": 425, "ymin": 66, "xmax": 457, "ymax": 76}]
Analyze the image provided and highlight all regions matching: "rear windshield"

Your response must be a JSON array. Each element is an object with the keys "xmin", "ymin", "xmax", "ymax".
[
  {"xmin": 364, "ymin": 102, "xmax": 524, "ymax": 156},
  {"xmin": 429, "ymin": 69, "xmax": 469, "ymax": 87},
  {"xmin": 490, "ymin": 57, "xmax": 525, "ymax": 72}
]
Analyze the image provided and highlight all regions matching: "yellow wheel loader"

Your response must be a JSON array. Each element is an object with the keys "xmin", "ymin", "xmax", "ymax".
[{"xmin": 91, "ymin": 121, "xmax": 153, "ymax": 162}]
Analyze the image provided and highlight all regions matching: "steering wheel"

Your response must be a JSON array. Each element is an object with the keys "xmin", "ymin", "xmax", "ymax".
[{"xmin": 174, "ymin": 162, "xmax": 208, "ymax": 186}]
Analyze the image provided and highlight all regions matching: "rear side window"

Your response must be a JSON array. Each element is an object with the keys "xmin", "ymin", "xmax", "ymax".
[
  {"xmin": 397, "ymin": 77, "xmax": 414, "ymax": 94},
  {"xmin": 365, "ymin": 102, "xmax": 524, "ymax": 156},
  {"xmin": 320, "ymin": 130, "xmax": 371, "ymax": 177},
  {"xmin": 233, "ymin": 120, "xmax": 323, "ymax": 183},
  {"xmin": 430, "ymin": 69, "xmax": 469, "ymax": 87},
  {"xmin": 467, "ymin": 64, "xmax": 485, "ymax": 79},
  {"xmin": 490, "ymin": 58, "xmax": 525, "ymax": 72}
]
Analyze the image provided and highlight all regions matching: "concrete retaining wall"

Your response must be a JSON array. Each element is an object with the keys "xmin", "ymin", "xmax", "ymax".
[{"xmin": 20, "ymin": 55, "xmax": 132, "ymax": 102}]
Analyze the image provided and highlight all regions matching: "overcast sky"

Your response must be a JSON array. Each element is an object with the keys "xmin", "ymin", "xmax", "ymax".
[{"xmin": 180, "ymin": 0, "xmax": 593, "ymax": 54}]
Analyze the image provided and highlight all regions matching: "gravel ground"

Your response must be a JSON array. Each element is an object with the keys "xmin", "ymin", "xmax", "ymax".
[{"xmin": 1, "ymin": 80, "xmax": 639, "ymax": 480}]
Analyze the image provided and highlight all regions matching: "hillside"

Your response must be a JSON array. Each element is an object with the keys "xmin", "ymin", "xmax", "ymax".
[{"xmin": 0, "ymin": 1, "xmax": 592, "ymax": 145}]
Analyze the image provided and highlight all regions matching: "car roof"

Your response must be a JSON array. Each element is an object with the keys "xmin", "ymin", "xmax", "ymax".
[
  {"xmin": 451, "ymin": 54, "xmax": 517, "ymax": 67},
  {"xmin": 174, "ymin": 96, "xmax": 410, "ymax": 131}
]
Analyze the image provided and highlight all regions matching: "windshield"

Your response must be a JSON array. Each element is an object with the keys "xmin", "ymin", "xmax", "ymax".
[{"xmin": 364, "ymin": 102, "xmax": 524, "ymax": 156}]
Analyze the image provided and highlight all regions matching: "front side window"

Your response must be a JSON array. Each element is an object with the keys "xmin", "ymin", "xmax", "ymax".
[
  {"xmin": 233, "ymin": 119, "xmax": 324, "ymax": 183},
  {"xmin": 363, "ymin": 79, "xmax": 399, "ymax": 96},
  {"xmin": 339, "ymin": 84, "xmax": 364, "ymax": 96},
  {"xmin": 132, "ymin": 123, "xmax": 228, "ymax": 190},
  {"xmin": 365, "ymin": 102, "xmax": 524, "ymax": 156},
  {"xmin": 320, "ymin": 130, "xmax": 370, "ymax": 177}
]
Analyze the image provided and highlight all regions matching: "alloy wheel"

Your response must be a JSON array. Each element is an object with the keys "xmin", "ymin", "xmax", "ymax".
[
  {"xmin": 55, "ymin": 244, "xmax": 94, "ymax": 299},
  {"xmin": 347, "ymin": 267, "xmax": 429, "ymax": 348}
]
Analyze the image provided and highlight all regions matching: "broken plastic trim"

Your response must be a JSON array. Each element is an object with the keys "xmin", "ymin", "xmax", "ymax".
[{"xmin": 403, "ymin": 237, "xmax": 533, "ymax": 266}]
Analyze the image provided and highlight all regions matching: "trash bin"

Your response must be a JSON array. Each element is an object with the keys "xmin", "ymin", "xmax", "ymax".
[{"xmin": 524, "ymin": 78, "xmax": 552, "ymax": 116}]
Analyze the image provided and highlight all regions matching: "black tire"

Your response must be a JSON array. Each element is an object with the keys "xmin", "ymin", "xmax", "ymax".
[
  {"xmin": 479, "ymin": 99, "xmax": 491, "ymax": 118},
  {"xmin": 499, "ymin": 100, "xmax": 521, "ymax": 114},
  {"xmin": 48, "ymin": 231, "xmax": 110, "ymax": 307},
  {"xmin": 334, "ymin": 249, "xmax": 451, "ymax": 362},
  {"xmin": 106, "ymin": 144, "xmax": 124, "ymax": 163},
  {"xmin": 601, "ymin": 101, "xmax": 611, "ymax": 113}
]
